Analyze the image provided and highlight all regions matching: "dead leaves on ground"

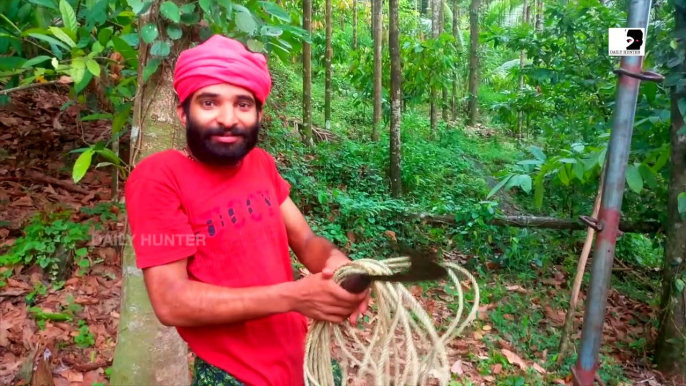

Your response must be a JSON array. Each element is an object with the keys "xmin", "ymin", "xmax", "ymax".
[{"xmin": 1, "ymin": 89, "xmax": 124, "ymax": 385}]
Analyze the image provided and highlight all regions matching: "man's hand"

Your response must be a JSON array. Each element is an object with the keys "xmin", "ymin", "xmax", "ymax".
[
  {"xmin": 291, "ymin": 270, "xmax": 369, "ymax": 323},
  {"xmin": 321, "ymin": 250, "xmax": 371, "ymax": 325}
]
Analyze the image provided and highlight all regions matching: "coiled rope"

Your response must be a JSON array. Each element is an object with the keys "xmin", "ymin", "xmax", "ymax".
[{"xmin": 304, "ymin": 256, "xmax": 480, "ymax": 386}]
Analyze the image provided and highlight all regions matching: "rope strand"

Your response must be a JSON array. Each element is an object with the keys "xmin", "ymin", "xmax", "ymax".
[{"xmin": 304, "ymin": 257, "xmax": 480, "ymax": 386}]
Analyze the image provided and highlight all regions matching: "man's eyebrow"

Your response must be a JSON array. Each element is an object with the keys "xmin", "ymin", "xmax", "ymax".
[
  {"xmin": 195, "ymin": 92, "xmax": 220, "ymax": 99},
  {"xmin": 235, "ymin": 94, "xmax": 255, "ymax": 103}
]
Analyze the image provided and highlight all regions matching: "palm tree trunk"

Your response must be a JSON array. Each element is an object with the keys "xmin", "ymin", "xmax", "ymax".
[
  {"xmin": 302, "ymin": 0, "xmax": 314, "ymax": 145},
  {"xmin": 467, "ymin": 0, "xmax": 479, "ymax": 125},
  {"xmin": 372, "ymin": 0, "xmax": 383, "ymax": 141},
  {"xmin": 325, "ymin": 0, "xmax": 332, "ymax": 129}
]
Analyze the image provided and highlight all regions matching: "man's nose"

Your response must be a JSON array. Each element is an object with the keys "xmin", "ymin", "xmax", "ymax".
[{"xmin": 216, "ymin": 105, "xmax": 239, "ymax": 127}]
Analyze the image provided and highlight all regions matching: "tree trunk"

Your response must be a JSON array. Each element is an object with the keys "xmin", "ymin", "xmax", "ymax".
[
  {"xmin": 467, "ymin": 0, "xmax": 479, "ymax": 126},
  {"xmin": 372, "ymin": 0, "xmax": 383, "ymax": 141},
  {"xmin": 389, "ymin": 0, "xmax": 402, "ymax": 198},
  {"xmin": 430, "ymin": 0, "xmax": 440, "ymax": 134},
  {"xmin": 110, "ymin": 1, "xmax": 190, "ymax": 384},
  {"xmin": 516, "ymin": 0, "xmax": 529, "ymax": 141},
  {"xmin": 452, "ymin": 5, "xmax": 460, "ymax": 121},
  {"xmin": 655, "ymin": 7, "xmax": 686, "ymax": 380},
  {"xmin": 535, "ymin": 0, "xmax": 543, "ymax": 31},
  {"xmin": 302, "ymin": 0, "xmax": 314, "ymax": 146},
  {"xmin": 353, "ymin": 0, "xmax": 358, "ymax": 49},
  {"xmin": 325, "ymin": 0, "xmax": 332, "ymax": 129},
  {"xmin": 439, "ymin": 0, "xmax": 448, "ymax": 122}
]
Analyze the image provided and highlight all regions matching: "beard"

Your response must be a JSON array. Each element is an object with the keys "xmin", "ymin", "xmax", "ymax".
[{"xmin": 185, "ymin": 115, "xmax": 260, "ymax": 166}]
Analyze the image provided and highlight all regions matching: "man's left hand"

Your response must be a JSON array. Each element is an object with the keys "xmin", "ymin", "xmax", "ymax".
[{"xmin": 321, "ymin": 249, "xmax": 371, "ymax": 325}]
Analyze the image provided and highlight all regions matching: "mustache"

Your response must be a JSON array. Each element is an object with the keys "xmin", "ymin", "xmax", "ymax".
[{"xmin": 201, "ymin": 125, "xmax": 249, "ymax": 138}]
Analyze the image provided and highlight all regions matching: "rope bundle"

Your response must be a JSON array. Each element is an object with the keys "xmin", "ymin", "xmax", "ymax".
[{"xmin": 304, "ymin": 256, "xmax": 480, "ymax": 386}]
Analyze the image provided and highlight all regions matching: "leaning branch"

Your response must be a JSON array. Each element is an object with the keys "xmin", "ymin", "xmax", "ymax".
[
  {"xmin": 411, "ymin": 213, "xmax": 661, "ymax": 234},
  {"xmin": 0, "ymin": 80, "xmax": 62, "ymax": 96}
]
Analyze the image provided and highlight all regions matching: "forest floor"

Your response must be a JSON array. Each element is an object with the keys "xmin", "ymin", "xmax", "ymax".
[{"xmin": 0, "ymin": 87, "xmax": 670, "ymax": 386}]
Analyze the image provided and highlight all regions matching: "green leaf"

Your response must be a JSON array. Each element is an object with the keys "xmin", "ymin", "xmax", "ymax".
[
  {"xmin": 70, "ymin": 58, "xmax": 86, "ymax": 85},
  {"xmin": 534, "ymin": 172, "xmax": 545, "ymax": 208},
  {"xmin": 247, "ymin": 39, "xmax": 264, "ymax": 52},
  {"xmin": 75, "ymin": 247, "xmax": 88, "ymax": 257},
  {"xmin": 73, "ymin": 148, "xmax": 95, "ymax": 183},
  {"xmin": 49, "ymin": 26, "xmax": 76, "ymax": 48},
  {"xmin": 625, "ymin": 164, "xmax": 643, "ymax": 194},
  {"xmin": 21, "ymin": 56, "xmax": 52, "ymax": 68},
  {"xmin": 142, "ymin": 58, "xmax": 160, "ymax": 82},
  {"xmin": 28, "ymin": 0, "xmax": 57, "ymax": 9},
  {"xmin": 28, "ymin": 33, "xmax": 69, "ymax": 51},
  {"xmin": 199, "ymin": 0, "xmax": 212, "ymax": 13},
  {"xmin": 235, "ymin": 12, "xmax": 257, "ymax": 34},
  {"xmin": 558, "ymin": 158, "xmax": 577, "ymax": 164},
  {"xmin": 91, "ymin": 41, "xmax": 104, "ymax": 55},
  {"xmin": 180, "ymin": 3, "xmax": 195, "ymax": 13},
  {"xmin": 260, "ymin": 26, "xmax": 283, "ymax": 37},
  {"xmin": 141, "ymin": 23, "xmax": 158, "ymax": 44},
  {"xmin": 112, "ymin": 103, "xmax": 131, "ymax": 135},
  {"xmin": 150, "ymin": 40, "xmax": 171, "ymax": 57},
  {"xmin": 679, "ymin": 97, "xmax": 686, "ymax": 118},
  {"xmin": 486, "ymin": 174, "xmax": 513, "ymax": 199},
  {"xmin": 127, "ymin": 0, "xmax": 152, "ymax": 15},
  {"xmin": 59, "ymin": 0, "xmax": 78, "ymax": 33},
  {"xmin": 86, "ymin": 59, "xmax": 100, "ymax": 77},
  {"xmin": 678, "ymin": 192, "xmax": 686, "ymax": 214},
  {"xmin": 558, "ymin": 166, "xmax": 569, "ymax": 186},
  {"xmin": 638, "ymin": 163, "xmax": 657, "ymax": 190},
  {"xmin": 573, "ymin": 161, "xmax": 584, "ymax": 181},
  {"xmin": 180, "ymin": 12, "xmax": 200, "ymax": 25},
  {"xmin": 518, "ymin": 174, "xmax": 532, "ymax": 193},
  {"xmin": 96, "ymin": 148, "xmax": 121, "ymax": 165},
  {"xmin": 167, "ymin": 24, "xmax": 183, "ymax": 40},
  {"xmin": 529, "ymin": 145, "xmax": 546, "ymax": 161},
  {"xmin": 259, "ymin": 1, "xmax": 291, "ymax": 22},
  {"xmin": 160, "ymin": 1, "xmax": 181, "ymax": 23}
]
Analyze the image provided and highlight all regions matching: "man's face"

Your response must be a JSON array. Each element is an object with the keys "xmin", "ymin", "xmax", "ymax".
[{"xmin": 177, "ymin": 83, "xmax": 262, "ymax": 166}]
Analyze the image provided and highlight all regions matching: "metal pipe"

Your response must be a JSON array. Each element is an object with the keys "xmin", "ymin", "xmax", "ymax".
[{"xmin": 572, "ymin": 0, "xmax": 654, "ymax": 384}]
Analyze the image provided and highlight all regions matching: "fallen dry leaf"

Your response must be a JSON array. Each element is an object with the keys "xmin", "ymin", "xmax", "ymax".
[
  {"xmin": 532, "ymin": 362, "xmax": 546, "ymax": 374},
  {"xmin": 501, "ymin": 349, "xmax": 528, "ymax": 370},
  {"xmin": 450, "ymin": 360, "xmax": 464, "ymax": 375},
  {"xmin": 482, "ymin": 325, "xmax": 492, "ymax": 331},
  {"xmin": 506, "ymin": 285, "xmax": 529, "ymax": 294},
  {"xmin": 491, "ymin": 363, "xmax": 502, "ymax": 374},
  {"xmin": 544, "ymin": 306, "xmax": 566, "ymax": 326}
]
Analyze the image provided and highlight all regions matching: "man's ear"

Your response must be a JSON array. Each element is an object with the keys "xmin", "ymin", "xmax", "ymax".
[{"xmin": 176, "ymin": 104, "xmax": 187, "ymax": 127}]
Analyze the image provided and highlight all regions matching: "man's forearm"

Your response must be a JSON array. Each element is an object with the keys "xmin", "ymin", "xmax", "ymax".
[
  {"xmin": 294, "ymin": 235, "xmax": 350, "ymax": 274},
  {"xmin": 153, "ymin": 279, "xmax": 299, "ymax": 327}
]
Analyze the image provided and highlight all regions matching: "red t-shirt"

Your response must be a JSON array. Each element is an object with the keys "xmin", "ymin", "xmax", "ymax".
[{"xmin": 124, "ymin": 147, "xmax": 308, "ymax": 385}]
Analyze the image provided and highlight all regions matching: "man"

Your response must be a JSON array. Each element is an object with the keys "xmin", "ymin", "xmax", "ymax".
[{"xmin": 124, "ymin": 35, "xmax": 370, "ymax": 386}]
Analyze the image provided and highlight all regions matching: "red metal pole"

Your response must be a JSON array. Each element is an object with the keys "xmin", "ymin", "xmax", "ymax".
[{"xmin": 571, "ymin": 0, "xmax": 663, "ymax": 384}]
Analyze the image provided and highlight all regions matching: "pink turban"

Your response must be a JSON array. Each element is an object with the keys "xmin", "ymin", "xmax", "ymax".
[{"xmin": 173, "ymin": 35, "xmax": 272, "ymax": 105}]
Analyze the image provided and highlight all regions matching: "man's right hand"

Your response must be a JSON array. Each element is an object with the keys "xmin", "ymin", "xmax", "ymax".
[{"xmin": 291, "ymin": 270, "xmax": 370, "ymax": 323}]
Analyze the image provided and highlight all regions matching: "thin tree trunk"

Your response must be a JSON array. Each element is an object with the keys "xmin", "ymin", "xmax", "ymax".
[
  {"xmin": 389, "ymin": 0, "xmax": 402, "ymax": 197},
  {"xmin": 516, "ymin": 0, "xmax": 529, "ymax": 141},
  {"xmin": 430, "ymin": 0, "xmax": 440, "ymax": 134},
  {"xmin": 325, "ymin": 0, "xmax": 332, "ymax": 129},
  {"xmin": 302, "ymin": 0, "xmax": 314, "ymax": 146},
  {"xmin": 467, "ymin": 0, "xmax": 479, "ymax": 125},
  {"xmin": 353, "ymin": 0, "xmax": 358, "ymax": 49},
  {"xmin": 557, "ymin": 161, "xmax": 606, "ymax": 364},
  {"xmin": 110, "ymin": 1, "xmax": 190, "ymax": 384},
  {"xmin": 535, "ymin": 0, "xmax": 543, "ymax": 31},
  {"xmin": 439, "ymin": 0, "xmax": 448, "ymax": 122},
  {"xmin": 655, "ymin": 7, "xmax": 686, "ymax": 379},
  {"xmin": 452, "ymin": 5, "xmax": 460, "ymax": 121},
  {"xmin": 372, "ymin": 0, "xmax": 382, "ymax": 141}
]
